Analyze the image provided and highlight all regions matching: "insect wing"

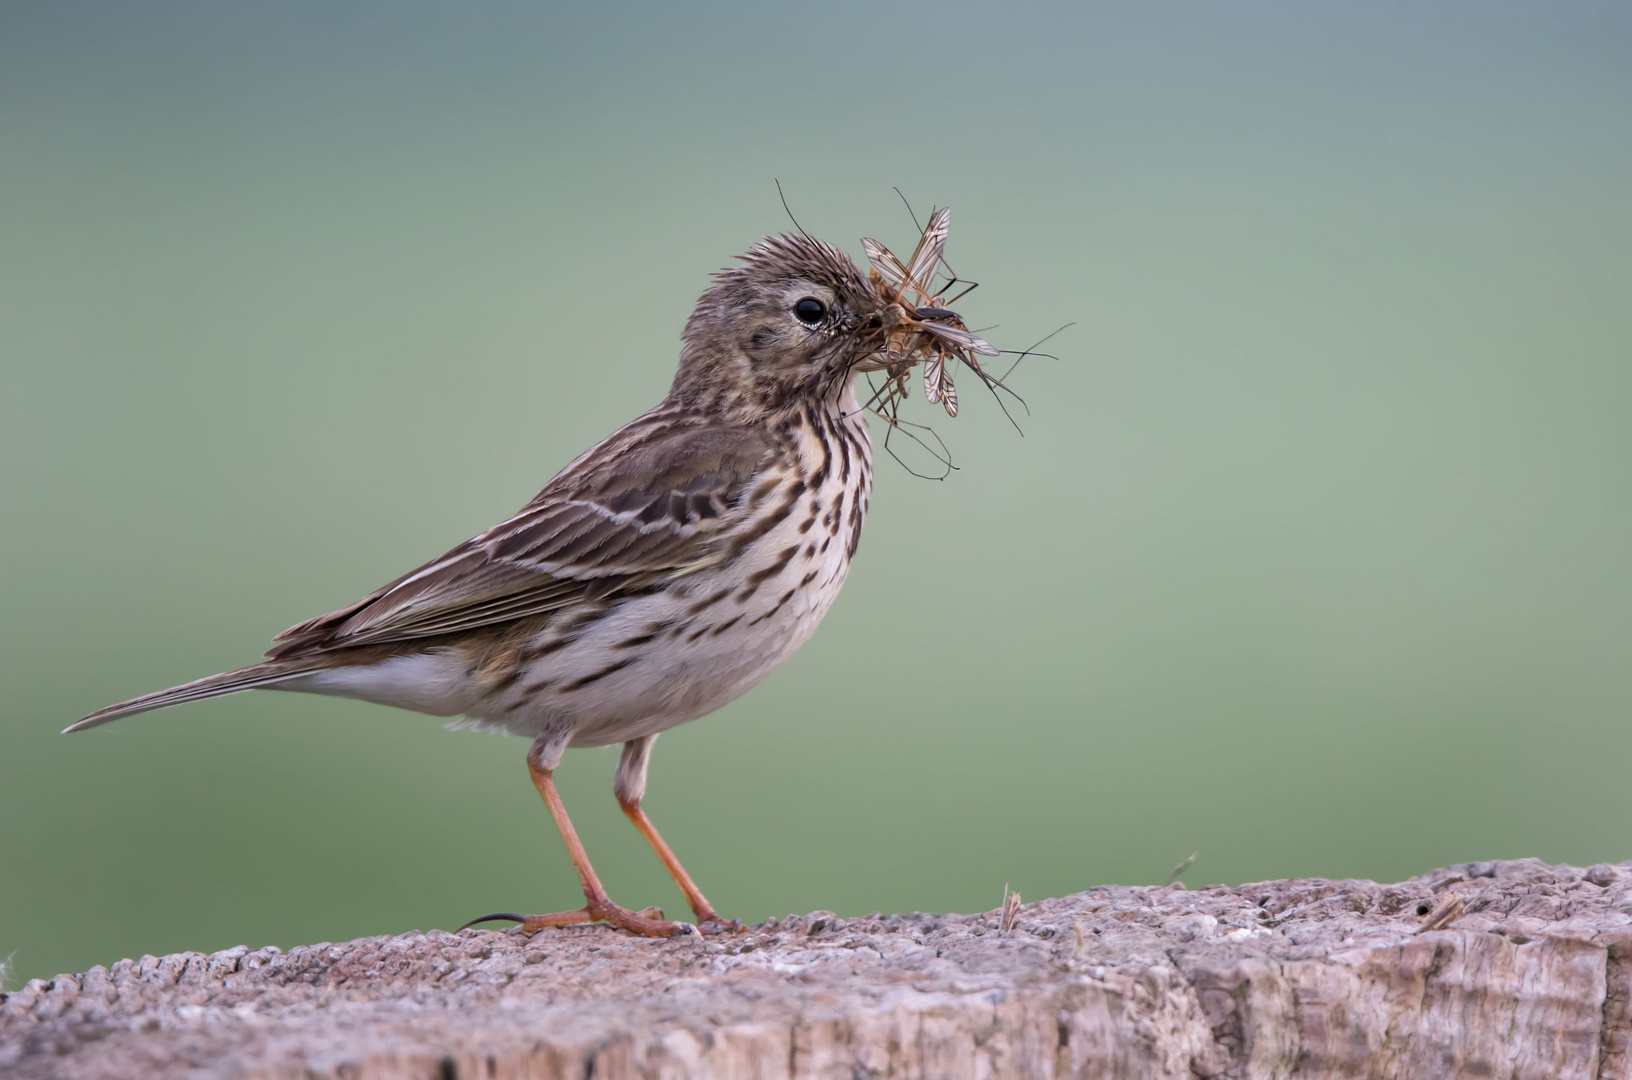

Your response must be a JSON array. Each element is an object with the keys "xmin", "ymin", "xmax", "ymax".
[
  {"xmin": 920, "ymin": 348, "xmax": 960, "ymax": 417},
  {"xmin": 861, "ymin": 238, "xmax": 909, "ymax": 293},
  {"xmin": 904, "ymin": 207, "xmax": 951, "ymax": 300},
  {"xmin": 920, "ymin": 318, "xmax": 999, "ymax": 357},
  {"xmin": 922, "ymin": 353, "xmax": 945, "ymax": 405}
]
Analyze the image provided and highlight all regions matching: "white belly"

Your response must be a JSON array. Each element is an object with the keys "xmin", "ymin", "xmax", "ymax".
[{"xmin": 573, "ymin": 505, "xmax": 859, "ymax": 744}]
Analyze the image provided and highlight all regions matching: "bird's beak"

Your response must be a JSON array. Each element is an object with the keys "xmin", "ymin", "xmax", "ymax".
[{"xmin": 851, "ymin": 304, "xmax": 909, "ymax": 371}]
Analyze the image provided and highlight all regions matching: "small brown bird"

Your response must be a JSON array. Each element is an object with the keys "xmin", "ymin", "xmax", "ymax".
[{"xmin": 69, "ymin": 224, "xmax": 982, "ymax": 937}]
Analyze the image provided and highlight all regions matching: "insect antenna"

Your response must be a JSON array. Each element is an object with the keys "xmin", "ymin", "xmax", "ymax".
[
  {"xmin": 871, "ymin": 392, "xmax": 956, "ymax": 480},
  {"xmin": 882, "ymin": 415, "xmax": 956, "ymax": 480},
  {"xmin": 842, "ymin": 366, "xmax": 904, "ymax": 422},
  {"xmin": 893, "ymin": 187, "xmax": 924, "ymax": 233},
  {"xmin": 995, "ymin": 322, "xmax": 1072, "ymax": 385},
  {"xmin": 946, "ymin": 322, "xmax": 1029, "ymax": 425},
  {"xmin": 940, "ymin": 349, "xmax": 1026, "ymax": 434},
  {"xmin": 774, "ymin": 179, "xmax": 816, "ymax": 244},
  {"xmin": 939, "ymin": 276, "xmax": 980, "ymax": 306},
  {"xmin": 858, "ymin": 368, "xmax": 910, "ymax": 415},
  {"xmin": 943, "ymin": 323, "xmax": 1067, "ymax": 434}
]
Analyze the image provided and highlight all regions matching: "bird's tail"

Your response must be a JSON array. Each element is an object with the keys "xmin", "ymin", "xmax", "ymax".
[{"xmin": 64, "ymin": 661, "xmax": 318, "ymax": 733}]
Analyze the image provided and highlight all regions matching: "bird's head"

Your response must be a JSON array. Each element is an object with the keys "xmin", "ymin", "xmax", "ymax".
[{"xmin": 672, "ymin": 233, "xmax": 910, "ymax": 417}]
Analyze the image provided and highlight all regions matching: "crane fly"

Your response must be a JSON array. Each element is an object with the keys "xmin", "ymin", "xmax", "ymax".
[
  {"xmin": 846, "ymin": 201, "xmax": 1056, "ymax": 480},
  {"xmin": 861, "ymin": 207, "xmax": 998, "ymax": 419}
]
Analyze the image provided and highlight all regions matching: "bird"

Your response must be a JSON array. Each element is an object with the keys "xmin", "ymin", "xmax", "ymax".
[{"xmin": 67, "ymin": 226, "xmax": 972, "ymax": 938}]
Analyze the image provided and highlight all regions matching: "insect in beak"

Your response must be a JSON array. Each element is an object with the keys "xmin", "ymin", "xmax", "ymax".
[{"xmin": 858, "ymin": 208, "xmax": 997, "ymax": 416}]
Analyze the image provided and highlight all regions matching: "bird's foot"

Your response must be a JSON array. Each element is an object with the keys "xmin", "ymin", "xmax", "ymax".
[
  {"xmin": 694, "ymin": 914, "xmax": 744, "ymax": 935},
  {"xmin": 459, "ymin": 903, "xmax": 692, "ymax": 938}
]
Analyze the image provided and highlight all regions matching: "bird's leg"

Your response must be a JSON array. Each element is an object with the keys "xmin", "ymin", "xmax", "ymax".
[
  {"xmin": 618, "ymin": 797, "xmax": 739, "ymax": 930},
  {"xmin": 615, "ymin": 736, "xmax": 741, "ymax": 932},
  {"xmin": 462, "ymin": 736, "xmax": 689, "ymax": 938}
]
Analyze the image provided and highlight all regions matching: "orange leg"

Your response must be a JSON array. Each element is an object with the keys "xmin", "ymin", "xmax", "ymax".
[
  {"xmin": 461, "ymin": 740, "xmax": 690, "ymax": 938},
  {"xmin": 611, "ymin": 734, "xmax": 740, "ymax": 932},
  {"xmin": 618, "ymin": 794, "xmax": 737, "ymax": 930}
]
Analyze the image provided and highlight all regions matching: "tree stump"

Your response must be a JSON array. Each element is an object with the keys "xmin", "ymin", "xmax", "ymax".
[{"xmin": 5, "ymin": 859, "xmax": 1631, "ymax": 1079}]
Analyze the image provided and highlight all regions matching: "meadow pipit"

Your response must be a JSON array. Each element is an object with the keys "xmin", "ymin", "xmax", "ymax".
[{"xmin": 70, "ymin": 223, "xmax": 989, "ymax": 937}]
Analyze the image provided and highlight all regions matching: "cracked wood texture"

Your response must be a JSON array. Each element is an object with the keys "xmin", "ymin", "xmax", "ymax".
[{"xmin": 6, "ymin": 859, "xmax": 1632, "ymax": 1079}]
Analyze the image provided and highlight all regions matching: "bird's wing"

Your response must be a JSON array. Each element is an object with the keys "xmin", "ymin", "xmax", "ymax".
[{"xmin": 266, "ymin": 417, "xmax": 776, "ymax": 657}]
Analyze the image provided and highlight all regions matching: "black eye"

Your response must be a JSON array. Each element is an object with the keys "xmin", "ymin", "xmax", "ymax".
[{"xmin": 793, "ymin": 297, "xmax": 826, "ymax": 324}]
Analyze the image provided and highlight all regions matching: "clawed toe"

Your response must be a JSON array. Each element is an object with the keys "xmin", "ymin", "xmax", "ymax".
[
  {"xmin": 458, "ymin": 901, "xmax": 691, "ymax": 938},
  {"xmin": 457, "ymin": 912, "xmax": 528, "ymax": 932},
  {"xmin": 593, "ymin": 901, "xmax": 690, "ymax": 937}
]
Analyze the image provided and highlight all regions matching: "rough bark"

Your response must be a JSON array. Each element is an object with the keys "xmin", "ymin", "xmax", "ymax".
[{"xmin": 5, "ymin": 859, "xmax": 1632, "ymax": 1079}]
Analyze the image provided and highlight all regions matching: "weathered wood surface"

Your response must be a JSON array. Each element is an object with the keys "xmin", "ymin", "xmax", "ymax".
[{"xmin": 6, "ymin": 859, "xmax": 1632, "ymax": 1079}]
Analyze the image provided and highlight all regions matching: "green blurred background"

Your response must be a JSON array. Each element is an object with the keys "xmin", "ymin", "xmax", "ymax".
[{"xmin": 3, "ymin": 1, "xmax": 1629, "ymax": 984}]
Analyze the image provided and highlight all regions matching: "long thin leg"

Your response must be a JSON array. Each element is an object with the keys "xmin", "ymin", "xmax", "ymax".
[
  {"xmin": 462, "ymin": 736, "xmax": 689, "ymax": 938},
  {"xmin": 619, "ymin": 799, "xmax": 731, "ymax": 926},
  {"xmin": 614, "ymin": 736, "xmax": 739, "ymax": 930}
]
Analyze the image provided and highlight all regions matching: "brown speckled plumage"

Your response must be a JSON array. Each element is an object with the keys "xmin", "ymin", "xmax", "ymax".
[{"xmin": 70, "ymin": 226, "xmax": 967, "ymax": 938}]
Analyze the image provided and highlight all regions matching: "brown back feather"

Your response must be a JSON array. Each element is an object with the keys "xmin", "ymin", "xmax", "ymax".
[{"xmin": 266, "ymin": 412, "xmax": 776, "ymax": 660}]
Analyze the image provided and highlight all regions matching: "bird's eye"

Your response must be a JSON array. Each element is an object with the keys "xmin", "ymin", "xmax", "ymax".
[{"xmin": 793, "ymin": 297, "xmax": 826, "ymax": 324}]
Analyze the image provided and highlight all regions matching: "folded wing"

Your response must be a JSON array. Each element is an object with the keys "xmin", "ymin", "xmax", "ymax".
[{"xmin": 267, "ymin": 418, "xmax": 774, "ymax": 658}]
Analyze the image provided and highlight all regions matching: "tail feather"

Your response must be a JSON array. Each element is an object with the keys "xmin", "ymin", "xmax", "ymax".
[{"xmin": 65, "ymin": 662, "xmax": 316, "ymax": 733}]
